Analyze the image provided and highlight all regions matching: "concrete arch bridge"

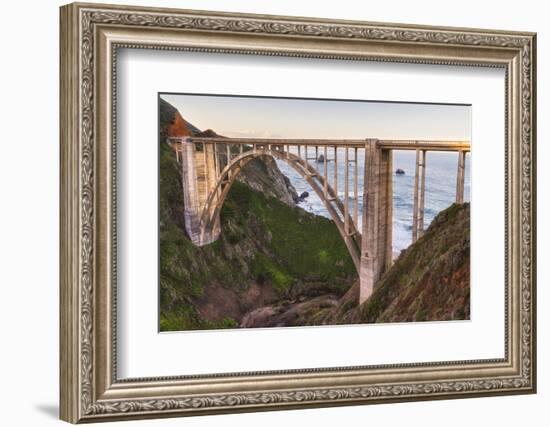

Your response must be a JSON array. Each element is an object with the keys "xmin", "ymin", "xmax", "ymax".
[{"xmin": 168, "ymin": 136, "xmax": 470, "ymax": 303}]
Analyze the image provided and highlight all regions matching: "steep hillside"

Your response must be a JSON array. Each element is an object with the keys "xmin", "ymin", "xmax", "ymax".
[
  {"xmin": 321, "ymin": 203, "xmax": 470, "ymax": 325},
  {"xmin": 158, "ymin": 98, "xmax": 357, "ymax": 331},
  {"xmin": 361, "ymin": 202, "xmax": 470, "ymax": 322}
]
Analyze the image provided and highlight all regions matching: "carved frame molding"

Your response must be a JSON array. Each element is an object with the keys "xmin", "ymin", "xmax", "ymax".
[{"xmin": 60, "ymin": 2, "xmax": 536, "ymax": 423}]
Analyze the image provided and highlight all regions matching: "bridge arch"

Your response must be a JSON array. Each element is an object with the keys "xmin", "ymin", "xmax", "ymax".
[{"xmin": 199, "ymin": 147, "xmax": 362, "ymax": 272}]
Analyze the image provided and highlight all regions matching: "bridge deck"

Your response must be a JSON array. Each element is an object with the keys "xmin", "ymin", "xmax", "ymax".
[{"xmin": 174, "ymin": 137, "xmax": 471, "ymax": 152}]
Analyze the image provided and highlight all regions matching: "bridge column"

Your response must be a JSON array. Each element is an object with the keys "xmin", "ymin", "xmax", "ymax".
[
  {"xmin": 180, "ymin": 137, "xmax": 220, "ymax": 246},
  {"xmin": 412, "ymin": 149, "xmax": 427, "ymax": 242},
  {"xmin": 359, "ymin": 140, "xmax": 393, "ymax": 304},
  {"xmin": 180, "ymin": 137, "xmax": 202, "ymax": 245},
  {"xmin": 203, "ymin": 143, "xmax": 218, "ymax": 200},
  {"xmin": 456, "ymin": 150, "xmax": 466, "ymax": 204}
]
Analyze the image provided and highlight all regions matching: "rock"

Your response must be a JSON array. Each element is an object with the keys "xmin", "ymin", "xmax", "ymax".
[
  {"xmin": 237, "ymin": 156, "xmax": 299, "ymax": 207},
  {"xmin": 395, "ymin": 168, "xmax": 405, "ymax": 175},
  {"xmin": 239, "ymin": 295, "xmax": 340, "ymax": 328},
  {"xmin": 317, "ymin": 154, "xmax": 325, "ymax": 163},
  {"xmin": 297, "ymin": 191, "xmax": 309, "ymax": 203}
]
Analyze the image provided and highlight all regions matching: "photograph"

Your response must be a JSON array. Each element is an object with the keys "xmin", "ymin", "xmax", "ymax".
[
  {"xmin": 159, "ymin": 93, "xmax": 471, "ymax": 332},
  {"xmin": 55, "ymin": 2, "xmax": 536, "ymax": 422}
]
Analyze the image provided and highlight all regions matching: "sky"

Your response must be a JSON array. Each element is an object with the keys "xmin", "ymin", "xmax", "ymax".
[{"xmin": 160, "ymin": 93, "xmax": 471, "ymax": 141}]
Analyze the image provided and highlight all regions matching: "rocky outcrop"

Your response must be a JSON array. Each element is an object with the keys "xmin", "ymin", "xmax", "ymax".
[
  {"xmin": 195, "ymin": 128, "xmax": 223, "ymax": 137},
  {"xmin": 161, "ymin": 100, "xmax": 200, "ymax": 138},
  {"xmin": 237, "ymin": 156, "xmax": 298, "ymax": 207},
  {"xmin": 240, "ymin": 295, "xmax": 339, "ymax": 328}
]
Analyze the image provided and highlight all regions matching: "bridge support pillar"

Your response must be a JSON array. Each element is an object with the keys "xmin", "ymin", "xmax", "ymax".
[
  {"xmin": 180, "ymin": 137, "xmax": 220, "ymax": 246},
  {"xmin": 359, "ymin": 140, "xmax": 393, "ymax": 304},
  {"xmin": 455, "ymin": 150, "xmax": 466, "ymax": 204}
]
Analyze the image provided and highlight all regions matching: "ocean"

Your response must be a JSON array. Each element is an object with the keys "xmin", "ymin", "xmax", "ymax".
[{"xmin": 276, "ymin": 149, "xmax": 471, "ymax": 253}]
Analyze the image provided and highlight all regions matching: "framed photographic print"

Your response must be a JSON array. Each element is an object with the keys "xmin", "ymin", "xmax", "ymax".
[{"xmin": 60, "ymin": 2, "xmax": 537, "ymax": 423}]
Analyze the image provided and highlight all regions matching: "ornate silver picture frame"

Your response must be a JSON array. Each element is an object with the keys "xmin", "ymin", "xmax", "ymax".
[{"xmin": 60, "ymin": 2, "xmax": 536, "ymax": 423}]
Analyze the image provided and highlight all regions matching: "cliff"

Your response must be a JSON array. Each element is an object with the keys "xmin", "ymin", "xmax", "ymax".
[{"xmin": 323, "ymin": 202, "xmax": 470, "ymax": 324}]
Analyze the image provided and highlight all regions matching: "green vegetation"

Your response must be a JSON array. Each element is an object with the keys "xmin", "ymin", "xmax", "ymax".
[
  {"xmin": 251, "ymin": 253, "xmax": 294, "ymax": 293},
  {"xmin": 160, "ymin": 310, "xmax": 239, "ymax": 332},
  {"xmin": 223, "ymin": 180, "xmax": 356, "ymax": 284}
]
